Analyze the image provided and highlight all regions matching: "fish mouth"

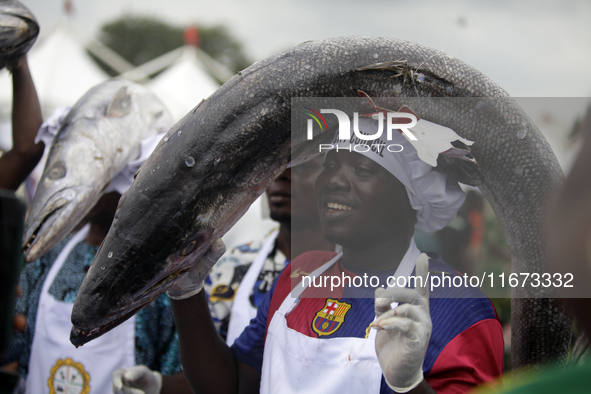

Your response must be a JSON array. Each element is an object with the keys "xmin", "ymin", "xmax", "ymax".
[
  {"xmin": 22, "ymin": 205, "xmax": 60, "ymax": 253},
  {"xmin": 23, "ymin": 196, "xmax": 70, "ymax": 261},
  {"xmin": 70, "ymin": 229, "xmax": 214, "ymax": 347},
  {"xmin": 23, "ymin": 188, "xmax": 84, "ymax": 261},
  {"xmin": 70, "ymin": 265, "xmax": 189, "ymax": 347}
]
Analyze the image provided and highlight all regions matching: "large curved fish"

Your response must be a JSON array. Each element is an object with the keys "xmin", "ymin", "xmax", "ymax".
[
  {"xmin": 70, "ymin": 37, "xmax": 570, "ymax": 369},
  {"xmin": 23, "ymin": 79, "xmax": 173, "ymax": 262},
  {"xmin": 0, "ymin": 0, "xmax": 38, "ymax": 70}
]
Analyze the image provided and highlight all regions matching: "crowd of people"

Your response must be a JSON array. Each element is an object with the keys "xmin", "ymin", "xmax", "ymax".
[{"xmin": 1, "ymin": 5, "xmax": 588, "ymax": 394}]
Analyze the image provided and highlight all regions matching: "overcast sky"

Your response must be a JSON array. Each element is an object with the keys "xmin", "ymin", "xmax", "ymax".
[{"xmin": 22, "ymin": 0, "xmax": 591, "ymax": 98}]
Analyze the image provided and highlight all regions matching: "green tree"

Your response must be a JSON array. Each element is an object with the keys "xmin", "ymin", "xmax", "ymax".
[
  {"xmin": 91, "ymin": 16, "xmax": 251, "ymax": 77},
  {"xmin": 199, "ymin": 25, "xmax": 250, "ymax": 74},
  {"xmin": 100, "ymin": 17, "xmax": 184, "ymax": 67}
]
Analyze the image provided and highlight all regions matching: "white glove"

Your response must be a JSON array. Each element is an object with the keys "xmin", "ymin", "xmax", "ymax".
[
  {"xmin": 112, "ymin": 365, "xmax": 162, "ymax": 394},
  {"xmin": 373, "ymin": 253, "xmax": 432, "ymax": 393},
  {"xmin": 167, "ymin": 238, "xmax": 226, "ymax": 300}
]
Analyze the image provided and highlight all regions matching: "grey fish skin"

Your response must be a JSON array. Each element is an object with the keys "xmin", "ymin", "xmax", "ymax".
[
  {"xmin": 23, "ymin": 79, "xmax": 173, "ymax": 262},
  {"xmin": 0, "ymin": 0, "xmax": 38, "ymax": 69},
  {"xmin": 70, "ymin": 37, "xmax": 570, "ymax": 369}
]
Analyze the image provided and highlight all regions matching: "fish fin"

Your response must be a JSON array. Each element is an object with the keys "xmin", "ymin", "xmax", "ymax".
[
  {"xmin": 441, "ymin": 147, "xmax": 477, "ymax": 163},
  {"xmin": 106, "ymin": 87, "xmax": 132, "ymax": 118},
  {"xmin": 436, "ymin": 153, "xmax": 482, "ymax": 186}
]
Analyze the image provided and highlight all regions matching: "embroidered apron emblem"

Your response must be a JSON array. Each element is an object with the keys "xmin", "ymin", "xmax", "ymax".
[
  {"xmin": 48, "ymin": 358, "xmax": 90, "ymax": 394},
  {"xmin": 312, "ymin": 298, "xmax": 352, "ymax": 337}
]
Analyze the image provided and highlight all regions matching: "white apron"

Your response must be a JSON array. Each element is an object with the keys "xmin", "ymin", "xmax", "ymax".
[
  {"xmin": 27, "ymin": 225, "xmax": 136, "ymax": 394},
  {"xmin": 226, "ymin": 230, "xmax": 279, "ymax": 346},
  {"xmin": 259, "ymin": 240, "xmax": 420, "ymax": 394}
]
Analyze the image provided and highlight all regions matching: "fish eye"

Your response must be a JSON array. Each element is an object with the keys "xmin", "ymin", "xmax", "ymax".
[{"xmin": 47, "ymin": 161, "xmax": 66, "ymax": 180}]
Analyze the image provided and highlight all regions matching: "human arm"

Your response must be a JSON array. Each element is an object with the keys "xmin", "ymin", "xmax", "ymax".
[
  {"xmin": 168, "ymin": 239, "xmax": 260, "ymax": 394},
  {"xmin": 0, "ymin": 55, "xmax": 44, "ymax": 190},
  {"xmin": 171, "ymin": 291, "xmax": 261, "ymax": 394}
]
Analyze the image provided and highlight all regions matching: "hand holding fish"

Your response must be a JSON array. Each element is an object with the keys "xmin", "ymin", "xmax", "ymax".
[
  {"xmin": 373, "ymin": 253, "xmax": 432, "ymax": 393},
  {"xmin": 112, "ymin": 365, "xmax": 162, "ymax": 394},
  {"xmin": 167, "ymin": 238, "xmax": 226, "ymax": 300}
]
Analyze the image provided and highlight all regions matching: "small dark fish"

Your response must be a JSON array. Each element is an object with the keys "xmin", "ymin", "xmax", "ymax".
[
  {"xmin": 70, "ymin": 37, "xmax": 571, "ymax": 370},
  {"xmin": 0, "ymin": 0, "xmax": 39, "ymax": 69}
]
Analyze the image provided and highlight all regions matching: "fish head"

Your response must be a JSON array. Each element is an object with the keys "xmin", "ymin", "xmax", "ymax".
[
  {"xmin": 70, "ymin": 192, "xmax": 219, "ymax": 346},
  {"xmin": 22, "ymin": 135, "xmax": 107, "ymax": 261},
  {"xmin": 23, "ymin": 108, "xmax": 114, "ymax": 262},
  {"xmin": 23, "ymin": 79, "xmax": 173, "ymax": 262},
  {"xmin": 0, "ymin": 0, "xmax": 39, "ymax": 68}
]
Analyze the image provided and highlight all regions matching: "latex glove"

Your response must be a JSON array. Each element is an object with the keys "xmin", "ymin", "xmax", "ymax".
[
  {"xmin": 373, "ymin": 253, "xmax": 431, "ymax": 393},
  {"xmin": 167, "ymin": 238, "xmax": 226, "ymax": 300},
  {"xmin": 112, "ymin": 365, "xmax": 162, "ymax": 394}
]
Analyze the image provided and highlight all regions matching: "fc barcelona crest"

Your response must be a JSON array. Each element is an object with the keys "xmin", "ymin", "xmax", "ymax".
[{"xmin": 312, "ymin": 298, "xmax": 352, "ymax": 337}]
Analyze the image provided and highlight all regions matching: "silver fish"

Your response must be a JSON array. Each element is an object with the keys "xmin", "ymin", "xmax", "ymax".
[
  {"xmin": 70, "ymin": 37, "xmax": 570, "ymax": 369},
  {"xmin": 0, "ymin": 0, "xmax": 38, "ymax": 69},
  {"xmin": 23, "ymin": 79, "xmax": 173, "ymax": 262}
]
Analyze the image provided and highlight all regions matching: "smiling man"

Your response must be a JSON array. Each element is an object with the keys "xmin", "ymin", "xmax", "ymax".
[{"xmin": 167, "ymin": 117, "xmax": 503, "ymax": 394}]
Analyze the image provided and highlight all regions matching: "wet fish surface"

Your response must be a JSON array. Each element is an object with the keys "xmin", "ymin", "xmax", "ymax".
[
  {"xmin": 70, "ymin": 37, "xmax": 570, "ymax": 369},
  {"xmin": 0, "ymin": 0, "xmax": 38, "ymax": 69},
  {"xmin": 23, "ymin": 79, "xmax": 173, "ymax": 262}
]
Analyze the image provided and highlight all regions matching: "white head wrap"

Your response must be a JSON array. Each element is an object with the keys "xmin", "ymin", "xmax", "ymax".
[
  {"xmin": 330, "ymin": 116, "xmax": 465, "ymax": 233},
  {"xmin": 103, "ymin": 132, "xmax": 166, "ymax": 194}
]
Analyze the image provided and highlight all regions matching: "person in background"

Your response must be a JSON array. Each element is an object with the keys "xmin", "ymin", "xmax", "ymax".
[{"xmin": 2, "ymin": 112, "xmax": 192, "ymax": 394}]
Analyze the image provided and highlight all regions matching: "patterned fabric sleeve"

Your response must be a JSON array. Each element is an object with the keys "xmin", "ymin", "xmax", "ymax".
[
  {"xmin": 134, "ymin": 293, "xmax": 182, "ymax": 375},
  {"xmin": 2, "ymin": 235, "xmax": 183, "ymax": 377},
  {"xmin": 1, "ymin": 238, "xmax": 64, "ymax": 377}
]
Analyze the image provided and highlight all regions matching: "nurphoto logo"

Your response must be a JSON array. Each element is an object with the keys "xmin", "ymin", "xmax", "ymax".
[{"xmin": 304, "ymin": 108, "xmax": 416, "ymax": 153}]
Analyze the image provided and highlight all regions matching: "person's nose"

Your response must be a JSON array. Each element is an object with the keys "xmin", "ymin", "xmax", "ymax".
[{"xmin": 324, "ymin": 167, "xmax": 349, "ymax": 191}]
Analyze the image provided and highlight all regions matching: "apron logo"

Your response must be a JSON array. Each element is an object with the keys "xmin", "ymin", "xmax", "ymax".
[
  {"xmin": 312, "ymin": 298, "xmax": 352, "ymax": 337},
  {"xmin": 48, "ymin": 358, "xmax": 90, "ymax": 394}
]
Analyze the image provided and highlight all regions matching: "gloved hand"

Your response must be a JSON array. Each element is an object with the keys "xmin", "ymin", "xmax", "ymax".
[
  {"xmin": 112, "ymin": 365, "xmax": 162, "ymax": 394},
  {"xmin": 167, "ymin": 238, "xmax": 226, "ymax": 300},
  {"xmin": 372, "ymin": 253, "xmax": 431, "ymax": 393}
]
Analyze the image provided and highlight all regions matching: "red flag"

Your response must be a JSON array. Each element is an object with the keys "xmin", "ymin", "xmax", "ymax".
[{"xmin": 183, "ymin": 26, "xmax": 200, "ymax": 47}]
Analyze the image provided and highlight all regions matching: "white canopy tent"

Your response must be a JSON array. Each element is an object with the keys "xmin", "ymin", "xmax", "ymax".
[{"xmin": 144, "ymin": 45, "xmax": 220, "ymax": 121}]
